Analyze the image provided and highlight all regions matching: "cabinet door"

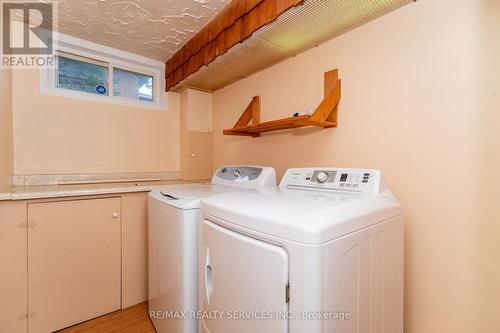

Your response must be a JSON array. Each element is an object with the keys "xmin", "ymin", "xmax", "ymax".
[
  {"xmin": 121, "ymin": 192, "xmax": 148, "ymax": 308},
  {"xmin": 27, "ymin": 198, "xmax": 121, "ymax": 333},
  {"xmin": 0, "ymin": 201, "xmax": 28, "ymax": 333}
]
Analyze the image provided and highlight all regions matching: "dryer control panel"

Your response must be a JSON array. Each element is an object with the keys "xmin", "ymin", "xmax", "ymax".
[{"xmin": 280, "ymin": 168, "xmax": 381, "ymax": 194}]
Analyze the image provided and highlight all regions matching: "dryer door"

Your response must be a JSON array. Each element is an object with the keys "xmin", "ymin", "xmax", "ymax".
[{"xmin": 201, "ymin": 220, "xmax": 289, "ymax": 333}]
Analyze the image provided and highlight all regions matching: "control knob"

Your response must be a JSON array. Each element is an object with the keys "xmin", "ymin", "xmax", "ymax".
[{"xmin": 316, "ymin": 171, "xmax": 329, "ymax": 183}]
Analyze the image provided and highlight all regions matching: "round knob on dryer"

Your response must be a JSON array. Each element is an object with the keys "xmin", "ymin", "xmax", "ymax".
[
  {"xmin": 232, "ymin": 169, "xmax": 241, "ymax": 178},
  {"xmin": 317, "ymin": 171, "xmax": 329, "ymax": 183}
]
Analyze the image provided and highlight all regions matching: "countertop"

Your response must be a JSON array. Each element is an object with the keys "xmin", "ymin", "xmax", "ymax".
[{"xmin": 0, "ymin": 179, "xmax": 208, "ymax": 201}]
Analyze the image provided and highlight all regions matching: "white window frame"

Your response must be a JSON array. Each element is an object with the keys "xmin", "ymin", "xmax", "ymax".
[{"xmin": 40, "ymin": 33, "xmax": 166, "ymax": 111}]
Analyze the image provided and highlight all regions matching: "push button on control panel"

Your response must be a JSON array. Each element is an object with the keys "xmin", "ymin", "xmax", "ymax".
[{"xmin": 362, "ymin": 173, "xmax": 370, "ymax": 183}]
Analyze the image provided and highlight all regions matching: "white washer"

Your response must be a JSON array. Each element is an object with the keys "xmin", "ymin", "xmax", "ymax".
[
  {"xmin": 200, "ymin": 167, "xmax": 404, "ymax": 333},
  {"xmin": 148, "ymin": 165, "xmax": 276, "ymax": 333}
]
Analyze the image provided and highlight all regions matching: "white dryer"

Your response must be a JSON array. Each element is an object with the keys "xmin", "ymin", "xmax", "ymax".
[
  {"xmin": 148, "ymin": 166, "xmax": 276, "ymax": 333},
  {"xmin": 200, "ymin": 167, "xmax": 404, "ymax": 333}
]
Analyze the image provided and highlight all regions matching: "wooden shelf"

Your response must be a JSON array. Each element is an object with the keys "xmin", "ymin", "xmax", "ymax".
[
  {"xmin": 224, "ymin": 115, "xmax": 337, "ymax": 137},
  {"xmin": 223, "ymin": 69, "xmax": 341, "ymax": 137}
]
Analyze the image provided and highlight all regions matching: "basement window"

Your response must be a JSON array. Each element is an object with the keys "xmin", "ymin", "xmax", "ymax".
[
  {"xmin": 57, "ymin": 53, "xmax": 110, "ymax": 96},
  {"xmin": 40, "ymin": 34, "xmax": 165, "ymax": 110},
  {"xmin": 113, "ymin": 67, "xmax": 153, "ymax": 102}
]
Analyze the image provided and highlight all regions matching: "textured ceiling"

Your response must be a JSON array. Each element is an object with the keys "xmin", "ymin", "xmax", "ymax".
[{"xmin": 56, "ymin": 0, "xmax": 230, "ymax": 61}]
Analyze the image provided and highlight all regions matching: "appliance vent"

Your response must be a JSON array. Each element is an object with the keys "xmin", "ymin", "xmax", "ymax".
[
  {"xmin": 173, "ymin": 0, "xmax": 414, "ymax": 92},
  {"xmin": 255, "ymin": 0, "xmax": 414, "ymax": 54}
]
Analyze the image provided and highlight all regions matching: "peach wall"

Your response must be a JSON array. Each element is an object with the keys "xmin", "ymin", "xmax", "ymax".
[
  {"xmin": 180, "ymin": 88, "xmax": 213, "ymax": 180},
  {"xmin": 12, "ymin": 70, "xmax": 180, "ymax": 175},
  {"xmin": 213, "ymin": 0, "xmax": 500, "ymax": 332},
  {"xmin": 0, "ymin": 69, "xmax": 13, "ymax": 187}
]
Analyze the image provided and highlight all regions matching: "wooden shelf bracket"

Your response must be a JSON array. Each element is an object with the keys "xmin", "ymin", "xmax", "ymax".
[{"xmin": 223, "ymin": 69, "xmax": 341, "ymax": 137}]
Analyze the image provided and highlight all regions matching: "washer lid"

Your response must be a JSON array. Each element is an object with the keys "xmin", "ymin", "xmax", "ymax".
[
  {"xmin": 149, "ymin": 185, "xmax": 241, "ymax": 210},
  {"xmin": 148, "ymin": 165, "xmax": 276, "ymax": 210},
  {"xmin": 200, "ymin": 188, "xmax": 402, "ymax": 245}
]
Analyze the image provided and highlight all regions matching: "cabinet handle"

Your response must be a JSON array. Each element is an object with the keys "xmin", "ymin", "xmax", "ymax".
[{"xmin": 112, "ymin": 212, "xmax": 119, "ymax": 219}]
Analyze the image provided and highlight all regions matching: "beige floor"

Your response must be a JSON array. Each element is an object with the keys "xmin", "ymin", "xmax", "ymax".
[{"xmin": 58, "ymin": 302, "xmax": 156, "ymax": 333}]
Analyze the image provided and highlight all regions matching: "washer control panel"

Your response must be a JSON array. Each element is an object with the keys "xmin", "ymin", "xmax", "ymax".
[
  {"xmin": 215, "ymin": 166, "xmax": 264, "ymax": 181},
  {"xmin": 280, "ymin": 168, "xmax": 381, "ymax": 194},
  {"xmin": 212, "ymin": 165, "xmax": 276, "ymax": 189}
]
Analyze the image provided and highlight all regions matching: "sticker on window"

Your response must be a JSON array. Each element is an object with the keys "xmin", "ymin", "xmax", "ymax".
[{"xmin": 95, "ymin": 85, "xmax": 107, "ymax": 95}]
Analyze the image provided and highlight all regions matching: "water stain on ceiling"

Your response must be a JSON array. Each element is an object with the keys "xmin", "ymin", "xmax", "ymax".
[{"xmin": 56, "ymin": 0, "xmax": 230, "ymax": 61}]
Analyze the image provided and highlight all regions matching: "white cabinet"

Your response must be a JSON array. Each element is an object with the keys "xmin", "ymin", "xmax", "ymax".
[
  {"xmin": 27, "ymin": 197, "xmax": 122, "ymax": 332},
  {"xmin": 0, "ymin": 201, "xmax": 28, "ymax": 333}
]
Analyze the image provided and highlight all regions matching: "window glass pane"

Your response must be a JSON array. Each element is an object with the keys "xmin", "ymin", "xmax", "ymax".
[
  {"xmin": 57, "ymin": 55, "xmax": 109, "ymax": 95},
  {"xmin": 113, "ymin": 67, "xmax": 153, "ymax": 102}
]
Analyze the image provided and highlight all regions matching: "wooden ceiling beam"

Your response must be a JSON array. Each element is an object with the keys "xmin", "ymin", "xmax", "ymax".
[{"xmin": 165, "ymin": 0, "xmax": 304, "ymax": 91}]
